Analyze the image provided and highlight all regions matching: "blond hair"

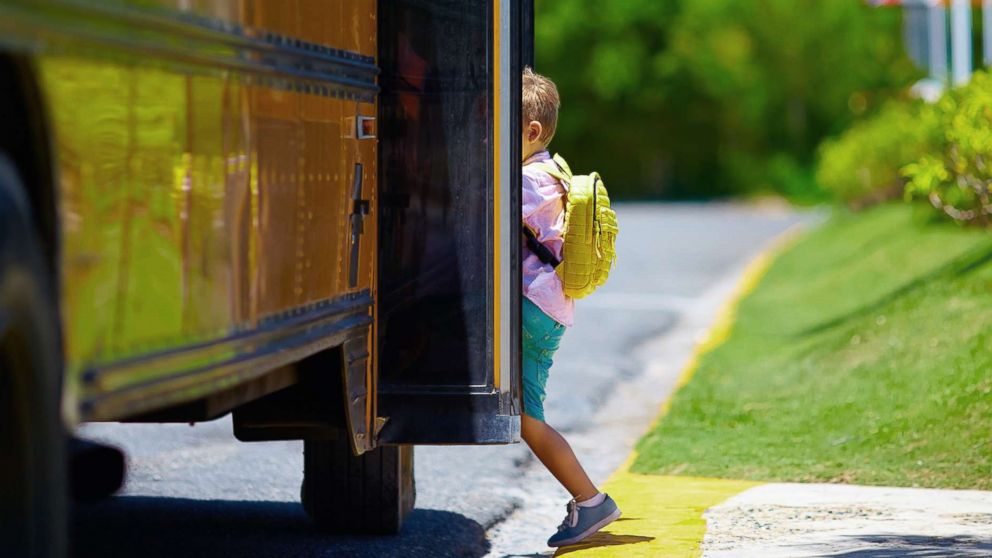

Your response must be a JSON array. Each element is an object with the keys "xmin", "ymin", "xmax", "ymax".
[{"xmin": 522, "ymin": 67, "xmax": 560, "ymax": 144}]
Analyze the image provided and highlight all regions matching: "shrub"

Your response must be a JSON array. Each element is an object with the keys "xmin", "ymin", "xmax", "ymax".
[
  {"xmin": 903, "ymin": 71, "xmax": 992, "ymax": 225},
  {"xmin": 816, "ymin": 99, "xmax": 940, "ymax": 209}
]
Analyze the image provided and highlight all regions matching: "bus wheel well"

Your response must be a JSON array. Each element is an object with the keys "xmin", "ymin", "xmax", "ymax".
[{"xmin": 0, "ymin": 54, "xmax": 58, "ymax": 271}]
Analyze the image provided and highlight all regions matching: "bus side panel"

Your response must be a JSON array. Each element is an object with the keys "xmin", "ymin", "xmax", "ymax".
[
  {"xmin": 60, "ymin": 1, "xmax": 379, "ymax": 61},
  {"xmin": 299, "ymin": 96, "xmax": 346, "ymax": 302},
  {"xmin": 250, "ymin": 0, "xmax": 377, "ymax": 59},
  {"xmin": 37, "ymin": 61, "xmax": 130, "ymax": 373},
  {"xmin": 40, "ymin": 61, "xmax": 197, "ymax": 373},
  {"xmin": 252, "ymin": 85, "xmax": 301, "ymax": 316},
  {"xmin": 15, "ymin": 0, "xmax": 379, "ymax": 424}
]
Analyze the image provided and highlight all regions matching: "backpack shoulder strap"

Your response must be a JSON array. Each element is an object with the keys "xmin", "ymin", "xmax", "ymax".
[
  {"xmin": 522, "ymin": 224, "xmax": 561, "ymax": 268},
  {"xmin": 533, "ymin": 162, "xmax": 566, "ymax": 183},
  {"xmin": 552, "ymin": 153, "xmax": 573, "ymax": 179},
  {"xmin": 532, "ymin": 153, "xmax": 573, "ymax": 185}
]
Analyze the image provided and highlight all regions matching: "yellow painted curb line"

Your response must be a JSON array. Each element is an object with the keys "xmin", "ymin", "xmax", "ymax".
[{"xmin": 557, "ymin": 226, "xmax": 804, "ymax": 558}]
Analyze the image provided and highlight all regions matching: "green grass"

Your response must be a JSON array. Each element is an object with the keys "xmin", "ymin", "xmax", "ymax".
[{"xmin": 633, "ymin": 203, "xmax": 992, "ymax": 489}]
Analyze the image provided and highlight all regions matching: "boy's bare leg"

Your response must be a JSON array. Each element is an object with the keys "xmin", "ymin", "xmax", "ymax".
[{"xmin": 521, "ymin": 413, "xmax": 598, "ymax": 501}]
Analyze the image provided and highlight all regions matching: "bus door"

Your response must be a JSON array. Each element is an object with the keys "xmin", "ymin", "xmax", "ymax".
[{"xmin": 374, "ymin": 0, "xmax": 531, "ymax": 444}]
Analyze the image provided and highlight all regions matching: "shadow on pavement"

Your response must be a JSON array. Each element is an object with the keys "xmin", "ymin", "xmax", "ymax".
[
  {"xmin": 553, "ymin": 532, "xmax": 654, "ymax": 556},
  {"xmin": 816, "ymin": 534, "xmax": 992, "ymax": 558},
  {"xmin": 72, "ymin": 496, "xmax": 489, "ymax": 558}
]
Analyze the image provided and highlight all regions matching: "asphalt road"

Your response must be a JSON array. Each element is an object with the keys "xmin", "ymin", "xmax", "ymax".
[{"xmin": 74, "ymin": 202, "xmax": 809, "ymax": 558}]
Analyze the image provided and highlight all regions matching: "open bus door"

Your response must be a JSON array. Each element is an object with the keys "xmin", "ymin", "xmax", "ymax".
[{"xmin": 374, "ymin": 0, "xmax": 532, "ymax": 444}]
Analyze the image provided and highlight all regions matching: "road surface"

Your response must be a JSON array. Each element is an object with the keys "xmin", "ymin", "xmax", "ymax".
[{"xmin": 73, "ymin": 202, "xmax": 807, "ymax": 558}]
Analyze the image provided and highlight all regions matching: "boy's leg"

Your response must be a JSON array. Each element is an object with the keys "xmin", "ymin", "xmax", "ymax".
[
  {"xmin": 520, "ymin": 299, "xmax": 598, "ymax": 500},
  {"xmin": 521, "ymin": 413, "xmax": 598, "ymax": 501}
]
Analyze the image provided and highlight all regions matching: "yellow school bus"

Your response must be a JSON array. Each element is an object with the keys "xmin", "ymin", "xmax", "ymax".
[{"xmin": 0, "ymin": 1, "xmax": 533, "ymax": 555}]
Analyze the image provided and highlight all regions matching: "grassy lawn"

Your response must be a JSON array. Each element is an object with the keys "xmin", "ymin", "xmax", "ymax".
[{"xmin": 632, "ymin": 204, "xmax": 992, "ymax": 489}]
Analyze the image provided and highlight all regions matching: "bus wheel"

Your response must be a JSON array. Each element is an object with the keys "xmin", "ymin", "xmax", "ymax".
[
  {"xmin": 301, "ymin": 437, "xmax": 415, "ymax": 535},
  {"xmin": 0, "ymin": 155, "xmax": 66, "ymax": 558}
]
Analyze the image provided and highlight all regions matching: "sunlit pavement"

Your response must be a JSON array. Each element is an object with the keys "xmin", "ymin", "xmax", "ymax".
[
  {"xmin": 538, "ymin": 472, "xmax": 992, "ymax": 558},
  {"xmin": 534, "ymin": 229, "xmax": 786, "ymax": 558},
  {"xmin": 700, "ymin": 483, "xmax": 992, "ymax": 558},
  {"xmin": 499, "ymin": 209, "xmax": 992, "ymax": 558},
  {"xmin": 465, "ymin": 202, "xmax": 810, "ymax": 557},
  {"xmin": 74, "ymin": 202, "xmax": 809, "ymax": 557}
]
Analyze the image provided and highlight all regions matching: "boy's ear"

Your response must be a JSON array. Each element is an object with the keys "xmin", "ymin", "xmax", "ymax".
[{"xmin": 527, "ymin": 121, "xmax": 543, "ymax": 143}]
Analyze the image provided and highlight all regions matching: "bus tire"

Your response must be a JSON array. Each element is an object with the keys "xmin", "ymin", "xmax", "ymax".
[
  {"xmin": 301, "ymin": 437, "xmax": 415, "ymax": 535},
  {"xmin": 0, "ymin": 154, "xmax": 66, "ymax": 558}
]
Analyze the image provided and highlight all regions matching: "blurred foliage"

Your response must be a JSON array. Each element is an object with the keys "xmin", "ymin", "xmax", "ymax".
[
  {"xmin": 904, "ymin": 71, "xmax": 992, "ymax": 226},
  {"xmin": 817, "ymin": 98, "xmax": 941, "ymax": 209},
  {"xmin": 536, "ymin": 0, "xmax": 919, "ymax": 199}
]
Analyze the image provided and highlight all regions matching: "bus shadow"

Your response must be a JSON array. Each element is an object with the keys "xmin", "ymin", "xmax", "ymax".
[{"xmin": 72, "ymin": 496, "xmax": 489, "ymax": 558}]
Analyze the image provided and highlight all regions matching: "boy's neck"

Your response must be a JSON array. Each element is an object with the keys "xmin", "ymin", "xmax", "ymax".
[{"xmin": 523, "ymin": 144, "xmax": 549, "ymax": 162}]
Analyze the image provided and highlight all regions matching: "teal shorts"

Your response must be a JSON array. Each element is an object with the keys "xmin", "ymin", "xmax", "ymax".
[{"xmin": 522, "ymin": 297, "xmax": 566, "ymax": 422}]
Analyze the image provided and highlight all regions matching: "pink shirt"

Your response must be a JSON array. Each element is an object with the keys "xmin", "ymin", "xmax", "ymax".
[{"xmin": 522, "ymin": 150, "xmax": 574, "ymax": 327}]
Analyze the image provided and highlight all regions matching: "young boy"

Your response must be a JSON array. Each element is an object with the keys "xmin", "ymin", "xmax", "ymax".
[{"xmin": 520, "ymin": 67, "xmax": 621, "ymax": 547}]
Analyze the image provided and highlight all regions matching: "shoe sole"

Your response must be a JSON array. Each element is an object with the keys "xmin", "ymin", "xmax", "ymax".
[{"xmin": 549, "ymin": 507, "xmax": 622, "ymax": 547}]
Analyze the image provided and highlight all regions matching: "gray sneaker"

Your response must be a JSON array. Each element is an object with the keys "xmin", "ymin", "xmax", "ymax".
[{"xmin": 547, "ymin": 494, "xmax": 621, "ymax": 547}]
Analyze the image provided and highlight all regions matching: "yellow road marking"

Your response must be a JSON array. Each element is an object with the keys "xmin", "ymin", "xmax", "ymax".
[
  {"xmin": 557, "ymin": 226, "xmax": 803, "ymax": 557},
  {"xmin": 555, "ymin": 475, "xmax": 760, "ymax": 557}
]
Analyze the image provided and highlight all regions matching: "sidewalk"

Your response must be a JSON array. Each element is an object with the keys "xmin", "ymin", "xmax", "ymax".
[
  {"xmin": 557, "ymin": 230, "xmax": 992, "ymax": 557},
  {"xmin": 703, "ymin": 482, "xmax": 992, "ymax": 557},
  {"xmin": 563, "ymin": 469, "xmax": 992, "ymax": 557}
]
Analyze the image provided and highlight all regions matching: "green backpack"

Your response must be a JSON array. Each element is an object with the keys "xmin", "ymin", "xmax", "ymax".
[{"xmin": 525, "ymin": 154, "xmax": 618, "ymax": 299}]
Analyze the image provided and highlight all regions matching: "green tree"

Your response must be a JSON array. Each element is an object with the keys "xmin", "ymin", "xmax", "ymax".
[{"xmin": 536, "ymin": 0, "xmax": 918, "ymax": 199}]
